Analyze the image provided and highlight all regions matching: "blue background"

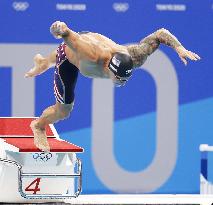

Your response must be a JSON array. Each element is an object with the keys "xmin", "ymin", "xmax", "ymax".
[{"xmin": 0, "ymin": 0, "xmax": 213, "ymax": 194}]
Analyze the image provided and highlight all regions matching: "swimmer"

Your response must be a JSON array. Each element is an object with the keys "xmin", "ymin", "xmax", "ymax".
[{"xmin": 25, "ymin": 21, "xmax": 201, "ymax": 152}]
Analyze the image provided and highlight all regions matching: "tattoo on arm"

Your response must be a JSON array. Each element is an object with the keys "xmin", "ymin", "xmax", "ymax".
[
  {"xmin": 127, "ymin": 33, "xmax": 160, "ymax": 67},
  {"xmin": 127, "ymin": 28, "xmax": 182, "ymax": 67},
  {"xmin": 156, "ymin": 28, "xmax": 181, "ymax": 49}
]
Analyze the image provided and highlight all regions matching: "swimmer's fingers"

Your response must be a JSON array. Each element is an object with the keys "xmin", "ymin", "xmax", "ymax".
[
  {"xmin": 176, "ymin": 46, "xmax": 201, "ymax": 66},
  {"xmin": 180, "ymin": 56, "xmax": 188, "ymax": 66},
  {"xmin": 187, "ymin": 50, "xmax": 201, "ymax": 60}
]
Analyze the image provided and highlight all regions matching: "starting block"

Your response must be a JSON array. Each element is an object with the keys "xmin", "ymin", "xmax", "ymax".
[{"xmin": 0, "ymin": 117, "xmax": 83, "ymax": 203}]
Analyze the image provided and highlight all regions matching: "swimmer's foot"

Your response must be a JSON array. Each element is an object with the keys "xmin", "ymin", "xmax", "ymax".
[
  {"xmin": 50, "ymin": 21, "xmax": 69, "ymax": 39},
  {"xmin": 30, "ymin": 120, "xmax": 50, "ymax": 152}
]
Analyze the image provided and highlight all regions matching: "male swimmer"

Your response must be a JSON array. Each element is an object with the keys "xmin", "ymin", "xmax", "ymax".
[{"xmin": 25, "ymin": 21, "xmax": 200, "ymax": 152}]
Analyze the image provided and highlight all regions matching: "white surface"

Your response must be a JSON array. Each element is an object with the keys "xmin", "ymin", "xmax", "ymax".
[
  {"xmin": 200, "ymin": 144, "xmax": 213, "ymax": 152},
  {"xmin": 0, "ymin": 146, "xmax": 77, "ymax": 203},
  {"xmin": 65, "ymin": 194, "xmax": 213, "ymax": 205}
]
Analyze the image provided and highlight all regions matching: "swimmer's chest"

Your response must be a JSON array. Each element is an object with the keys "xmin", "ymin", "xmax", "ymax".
[{"xmin": 79, "ymin": 60, "xmax": 108, "ymax": 78}]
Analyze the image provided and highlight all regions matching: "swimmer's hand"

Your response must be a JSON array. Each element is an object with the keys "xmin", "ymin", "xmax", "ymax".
[
  {"xmin": 25, "ymin": 54, "xmax": 49, "ymax": 78},
  {"xmin": 175, "ymin": 45, "xmax": 201, "ymax": 66},
  {"xmin": 50, "ymin": 21, "xmax": 69, "ymax": 39}
]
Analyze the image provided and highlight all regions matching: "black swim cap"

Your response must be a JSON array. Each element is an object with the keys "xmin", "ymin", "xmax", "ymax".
[{"xmin": 108, "ymin": 52, "xmax": 133, "ymax": 78}]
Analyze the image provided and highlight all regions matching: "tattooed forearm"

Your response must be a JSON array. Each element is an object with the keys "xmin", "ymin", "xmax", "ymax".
[
  {"xmin": 126, "ymin": 33, "xmax": 160, "ymax": 67},
  {"xmin": 156, "ymin": 28, "xmax": 181, "ymax": 49},
  {"xmin": 126, "ymin": 28, "xmax": 182, "ymax": 67},
  {"xmin": 127, "ymin": 44, "xmax": 150, "ymax": 67}
]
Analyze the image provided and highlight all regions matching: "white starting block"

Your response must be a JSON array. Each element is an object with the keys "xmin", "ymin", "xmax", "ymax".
[
  {"xmin": 200, "ymin": 144, "xmax": 213, "ymax": 194},
  {"xmin": 0, "ymin": 117, "xmax": 83, "ymax": 203}
]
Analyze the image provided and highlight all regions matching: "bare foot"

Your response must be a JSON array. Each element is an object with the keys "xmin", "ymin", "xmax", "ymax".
[
  {"xmin": 50, "ymin": 21, "xmax": 69, "ymax": 39},
  {"xmin": 30, "ymin": 120, "xmax": 50, "ymax": 152},
  {"xmin": 24, "ymin": 54, "xmax": 49, "ymax": 78}
]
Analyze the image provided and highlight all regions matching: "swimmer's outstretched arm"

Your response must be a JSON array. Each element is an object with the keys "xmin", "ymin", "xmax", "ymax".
[
  {"xmin": 50, "ymin": 21, "xmax": 111, "ymax": 62},
  {"xmin": 25, "ymin": 50, "xmax": 57, "ymax": 78},
  {"xmin": 127, "ymin": 28, "xmax": 201, "ymax": 67}
]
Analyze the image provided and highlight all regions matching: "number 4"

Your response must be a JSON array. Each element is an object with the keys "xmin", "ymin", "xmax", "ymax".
[{"xmin": 25, "ymin": 178, "xmax": 41, "ymax": 194}]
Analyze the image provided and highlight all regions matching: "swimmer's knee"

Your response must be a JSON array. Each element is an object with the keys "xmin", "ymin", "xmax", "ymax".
[
  {"xmin": 56, "ymin": 102, "xmax": 74, "ymax": 119},
  {"xmin": 59, "ymin": 110, "xmax": 70, "ymax": 119}
]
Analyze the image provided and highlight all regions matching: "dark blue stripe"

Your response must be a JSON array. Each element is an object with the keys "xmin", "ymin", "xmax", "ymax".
[
  {"xmin": 201, "ymin": 151, "xmax": 208, "ymax": 180},
  {"xmin": 0, "ymin": 67, "xmax": 11, "ymax": 116}
]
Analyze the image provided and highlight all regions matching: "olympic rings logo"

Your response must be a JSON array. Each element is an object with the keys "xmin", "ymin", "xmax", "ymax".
[
  {"xmin": 32, "ymin": 153, "xmax": 53, "ymax": 162},
  {"xmin": 12, "ymin": 2, "xmax": 29, "ymax": 11},
  {"xmin": 113, "ymin": 3, "xmax": 129, "ymax": 12}
]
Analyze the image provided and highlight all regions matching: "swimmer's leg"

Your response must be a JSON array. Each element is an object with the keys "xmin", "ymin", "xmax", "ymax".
[
  {"xmin": 25, "ymin": 51, "xmax": 57, "ymax": 78},
  {"xmin": 50, "ymin": 21, "xmax": 86, "ymax": 55},
  {"xmin": 31, "ymin": 102, "xmax": 73, "ymax": 152},
  {"xmin": 31, "ymin": 43, "xmax": 78, "ymax": 152}
]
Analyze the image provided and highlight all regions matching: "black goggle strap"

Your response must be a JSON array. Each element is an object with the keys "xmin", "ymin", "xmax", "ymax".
[{"xmin": 115, "ymin": 75, "xmax": 128, "ymax": 82}]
